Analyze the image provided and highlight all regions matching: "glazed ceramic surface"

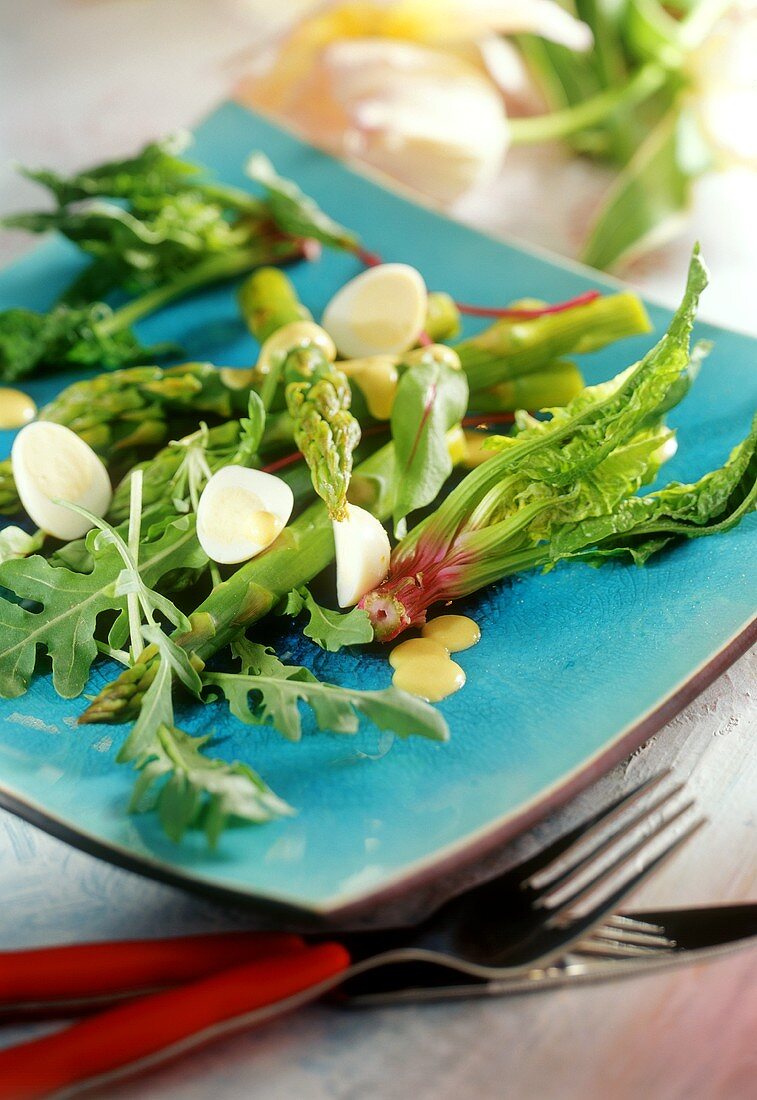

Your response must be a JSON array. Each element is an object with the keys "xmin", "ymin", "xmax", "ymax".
[{"xmin": 0, "ymin": 103, "xmax": 754, "ymax": 919}]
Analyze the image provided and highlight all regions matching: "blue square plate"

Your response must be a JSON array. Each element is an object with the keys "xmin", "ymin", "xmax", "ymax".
[{"xmin": 0, "ymin": 103, "xmax": 755, "ymax": 923}]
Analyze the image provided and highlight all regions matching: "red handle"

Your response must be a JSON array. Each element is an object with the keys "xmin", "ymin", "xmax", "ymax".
[
  {"xmin": 0, "ymin": 942, "xmax": 351, "ymax": 1100},
  {"xmin": 0, "ymin": 932, "xmax": 305, "ymax": 1017}
]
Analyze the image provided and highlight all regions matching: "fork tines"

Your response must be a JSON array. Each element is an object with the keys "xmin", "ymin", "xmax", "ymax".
[{"xmin": 523, "ymin": 771, "xmax": 705, "ymax": 929}]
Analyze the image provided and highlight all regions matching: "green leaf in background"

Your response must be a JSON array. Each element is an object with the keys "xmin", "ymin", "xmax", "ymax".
[
  {"xmin": 623, "ymin": 0, "xmax": 687, "ymax": 67},
  {"xmin": 581, "ymin": 105, "xmax": 712, "ymax": 271},
  {"xmin": 391, "ymin": 352, "xmax": 469, "ymax": 533},
  {"xmin": 284, "ymin": 586, "xmax": 374, "ymax": 651},
  {"xmin": 18, "ymin": 133, "xmax": 198, "ymax": 206},
  {"xmin": 0, "ymin": 302, "xmax": 173, "ymax": 384},
  {"xmin": 246, "ymin": 152, "xmax": 359, "ymax": 251}
]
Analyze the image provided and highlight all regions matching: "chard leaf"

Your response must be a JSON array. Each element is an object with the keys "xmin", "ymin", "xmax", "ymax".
[
  {"xmin": 284, "ymin": 586, "xmax": 374, "ymax": 651},
  {"xmin": 391, "ymin": 354, "xmax": 469, "ymax": 532},
  {"xmin": 246, "ymin": 153, "xmax": 358, "ymax": 250},
  {"xmin": 206, "ymin": 644, "xmax": 448, "ymax": 745}
]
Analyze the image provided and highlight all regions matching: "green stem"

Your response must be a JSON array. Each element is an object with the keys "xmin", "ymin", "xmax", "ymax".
[
  {"xmin": 127, "ymin": 469, "xmax": 144, "ymax": 661},
  {"xmin": 508, "ymin": 63, "xmax": 667, "ymax": 146},
  {"xmin": 196, "ymin": 182, "xmax": 264, "ymax": 215},
  {"xmin": 96, "ymin": 248, "xmax": 272, "ymax": 336}
]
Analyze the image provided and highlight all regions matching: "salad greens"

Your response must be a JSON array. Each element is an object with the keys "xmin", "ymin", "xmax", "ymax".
[
  {"xmin": 514, "ymin": 0, "xmax": 727, "ymax": 270},
  {"xmin": 0, "ymin": 136, "xmax": 362, "ymax": 382},
  {"xmin": 360, "ymin": 249, "xmax": 755, "ymax": 639},
  {"xmin": 0, "ymin": 134, "xmax": 753, "ymax": 847}
]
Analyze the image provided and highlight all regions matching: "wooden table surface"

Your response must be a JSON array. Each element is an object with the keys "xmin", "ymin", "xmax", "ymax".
[{"xmin": 1, "ymin": 3, "xmax": 755, "ymax": 1098}]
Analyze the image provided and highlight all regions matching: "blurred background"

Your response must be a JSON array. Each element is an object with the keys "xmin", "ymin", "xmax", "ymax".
[{"xmin": 1, "ymin": 0, "xmax": 755, "ymax": 330}]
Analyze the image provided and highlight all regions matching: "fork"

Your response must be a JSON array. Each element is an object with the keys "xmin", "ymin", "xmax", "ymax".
[{"xmin": 336, "ymin": 769, "xmax": 702, "ymax": 999}]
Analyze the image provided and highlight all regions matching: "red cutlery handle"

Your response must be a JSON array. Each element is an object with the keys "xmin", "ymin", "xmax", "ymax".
[
  {"xmin": 0, "ymin": 942, "xmax": 351, "ymax": 1100},
  {"xmin": 0, "ymin": 932, "xmax": 305, "ymax": 1016}
]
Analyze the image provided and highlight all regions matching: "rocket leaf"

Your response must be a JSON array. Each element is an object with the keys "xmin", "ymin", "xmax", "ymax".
[
  {"xmin": 0, "ymin": 512, "xmax": 206, "ymax": 699},
  {"xmin": 283, "ymin": 586, "xmax": 374, "ymax": 651},
  {"xmin": 118, "ymin": 630, "xmax": 289, "ymax": 846},
  {"xmin": 205, "ymin": 639, "xmax": 447, "ymax": 744}
]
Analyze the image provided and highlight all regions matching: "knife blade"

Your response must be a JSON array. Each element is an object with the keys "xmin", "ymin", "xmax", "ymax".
[{"xmin": 340, "ymin": 904, "xmax": 757, "ymax": 1006}]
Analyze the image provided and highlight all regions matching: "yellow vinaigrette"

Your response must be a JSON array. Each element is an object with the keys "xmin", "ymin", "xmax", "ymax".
[{"xmin": 389, "ymin": 615, "xmax": 480, "ymax": 702}]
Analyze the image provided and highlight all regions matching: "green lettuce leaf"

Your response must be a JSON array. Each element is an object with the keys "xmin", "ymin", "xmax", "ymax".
[{"xmin": 550, "ymin": 413, "xmax": 757, "ymax": 561}]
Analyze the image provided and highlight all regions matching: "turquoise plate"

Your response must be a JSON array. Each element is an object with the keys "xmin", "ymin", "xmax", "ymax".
[{"xmin": 1, "ymin": 103, "xmax": 755, "ymax": 923}]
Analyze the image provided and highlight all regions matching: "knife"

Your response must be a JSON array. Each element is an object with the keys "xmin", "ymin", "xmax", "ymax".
[{"xmin": 339, "ymin": 904, "xmax": 757, "ymax": 1005}]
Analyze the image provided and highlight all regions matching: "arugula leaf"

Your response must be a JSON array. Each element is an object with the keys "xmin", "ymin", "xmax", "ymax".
[
  {"xmin": 130, "ymin": 723, "xmax": 292, "ymax": 845},
  {"xmin": 0, "ymin": 526, "xmax": 44, "ymax": 564},
  {"xmin": 119, "ymin": 631, "xmax": 289, "ymax": 846},
  {"xmin": 246, "ymin": 153, "xmax": 358, "ymax": 250},
  {"xmin": 206, "ymin": 640, "xmax": 448, "ymax": 744},
  {"xmin": 391, "ymin": 352, "xmax": 469, "ymax": 533},
  {"xmin": 0, "ymin": 512, "xmax": 206, "ymax": 699},
  {"xmin": 284, "ymin": 586, "xmax": 374, "ymax": 651},
  {"xmin": 0, "ymin": 540, "xmax": 126, "ymax": 699}
]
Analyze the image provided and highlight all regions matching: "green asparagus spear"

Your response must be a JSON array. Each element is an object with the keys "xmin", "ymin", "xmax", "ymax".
[
  {"xmin": 425, "ymin": 292, "xmax": 461, "ymax": 342},
  {"xmin": 238, "ymin": 267, "xmax": 313, "ymax": 343},
  {"xmin": 284, "ymin": 345, "xmax": 361, "ymax": 521},
  {"xmin": 80, "ymin": 439, "xmax": 398, "ymax": 724},
  {"xmin": 455, "ymin": 291, "xmax": 651, "ymax": 391},
  {"xmin": 470, "ymin": 360, "xmax": 585, "ymax": 413},
  {"xmin": 0, "ymin": 362, "xmax": 257, "ymax": 515}
]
